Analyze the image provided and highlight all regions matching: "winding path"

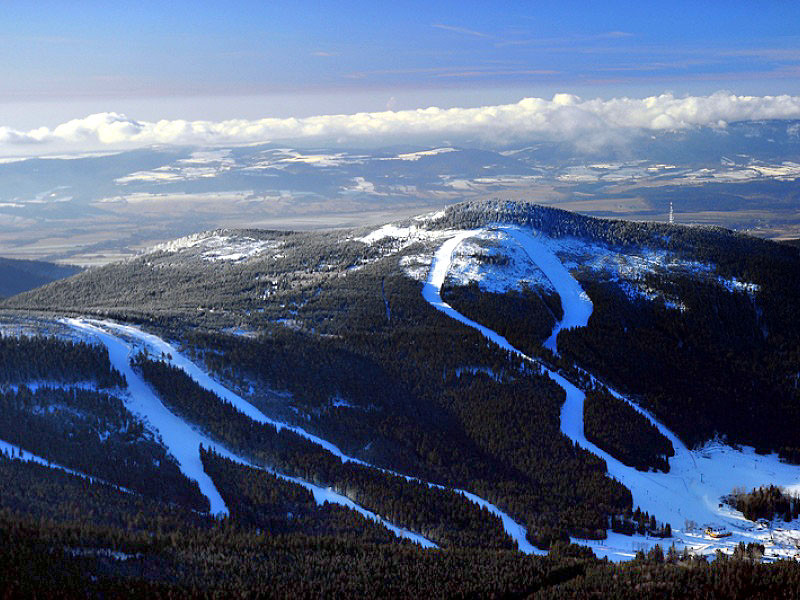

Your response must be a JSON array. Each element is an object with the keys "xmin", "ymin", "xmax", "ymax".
[{"xmin": 422, "ymin": 225, "xmax": 800, "ymax": 560}]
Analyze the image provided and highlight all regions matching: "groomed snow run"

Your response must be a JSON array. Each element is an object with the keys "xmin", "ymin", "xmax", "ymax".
[
  {"xmin": 423, "ymin": 226, "xmax": 800, "ymax": 562},
  {"xmin": 501, "ymin": 228, "xmax": 592, "ymax": 353},
  {"xmin": 63, "ymin": 319, "xmax": 435, "ymax": 548},
  {"xmin": 64, "ymin": 318, "xmax": 536, "ymax": 553}
]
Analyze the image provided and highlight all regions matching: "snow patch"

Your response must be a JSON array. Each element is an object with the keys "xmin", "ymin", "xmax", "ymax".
[
  {"xmin": 343, "ymin": 176, "xmax": 378, "ymax": 194},
  {"xmin": 445, "ymin": 229, "xmax": 555, "ymax": 294},
  {"xmin": 399, "ymin": 254, "xmax": 432, "ymax": 281},
  {"xmin": 116, "ymin": 149, "xmax": 236, "ymax": 184},
  {"xmin": 149, "ymin": 231, "xmax": 282, "ymax": 262},
  {"xmin": 391, "ymin": 148, "xmax": 457, "ymax": 161},
  {"xmin": 718, "ymin": 276, "xmax": 761, "ymax": 294}
]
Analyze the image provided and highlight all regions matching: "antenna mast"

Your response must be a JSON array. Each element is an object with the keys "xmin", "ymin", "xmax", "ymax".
[{"xmin": 669, "ymin": 201, "xmax": 674, "ymax": 225}]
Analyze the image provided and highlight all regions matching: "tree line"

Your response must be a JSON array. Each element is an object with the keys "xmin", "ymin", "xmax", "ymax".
[
  {"xmin": 0, "ymin": 334, "xmax": 125, "ymax": 388},
  {"xmin": 583, "ymin": 386, "xmax": 674, "ymax": 473}
]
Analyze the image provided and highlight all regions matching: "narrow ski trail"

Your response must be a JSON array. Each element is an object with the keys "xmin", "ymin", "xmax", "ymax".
[
  {"xmin": 67, "ymin": 317, "xmax": 540, "ymax": 553},
  {"xmin": 65, "ymin": 318, "xmax": 437, "ymax": 548},
  {"xmin": 423, "ymin": 226, "xmax": 800, "ymax": 561}
]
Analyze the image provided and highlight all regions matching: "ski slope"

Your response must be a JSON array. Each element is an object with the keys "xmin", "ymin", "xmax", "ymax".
[
  {"xmin": 502, "ymin": 228, "xmax": 592, "ymax": 353},
  {"xmin": 64, "ymin": 318, "xmax": 435, "ymax": 548},
  {"xmin": 64, "ymin": 317, "xmax": 539, "ymax": 554},
  {"xmin": 86, "ymin": 319, "xmax": 373, "ymax": 468},
  {"xmin": 423, "ymin": 226, "xmax": 800, "ymax": 561}
]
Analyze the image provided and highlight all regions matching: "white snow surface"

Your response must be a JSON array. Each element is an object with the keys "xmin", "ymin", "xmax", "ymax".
[
  {"xmin": 391, "ymin": 148, "xmax": 457, "ymax": 161},
  {"xmin": 356, "ymin": 223, "xmax": 456, "ymax": 247},
  {"xmin": 63, "ymin": 318, "xmax": 434, "ymax": 547},
  {"xmin": 148, "ymin": 231, "xmax": 281, "ymax": 262},
  {"xmin": 436, "ymin": 226, "xmax": 759, "ymax": 311},
  {"xmin": 445, "ymin": 230, "xmax": 555, "ymax": 294},
  {"xmin": 423, "ymin": 226, "xmax": 800, "ymax": 561},
  {"xmin": 64, "ymin": 318, "xmax": 231, "ymax": 516}
]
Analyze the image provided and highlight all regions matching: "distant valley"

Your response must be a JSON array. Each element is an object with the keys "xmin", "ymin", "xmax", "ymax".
[
  {"xmin": 1, "ymin": 119, "xmax": 799, "ymax": 266},
  {"xmin": 0, "ymin": 257, "xmax": 80, "ymax": 298}
]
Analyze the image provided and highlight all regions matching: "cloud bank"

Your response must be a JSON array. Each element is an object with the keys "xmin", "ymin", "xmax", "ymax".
[{"xmin": 3, "ymin": 92, "xmax": 800, "ymax": 153}]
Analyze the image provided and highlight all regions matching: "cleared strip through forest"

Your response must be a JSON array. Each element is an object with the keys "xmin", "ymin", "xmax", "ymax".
[
  {"xmin": 65, "ymin": 318, "xmax": 437, "ymax": 548},
  {"xmin": 67, "ymin": 317, "xmax": 538, "ymax": 554}
]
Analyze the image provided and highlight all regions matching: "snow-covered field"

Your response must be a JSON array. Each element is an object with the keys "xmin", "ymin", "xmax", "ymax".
[{"xmin": 422, "ymin": 225, "xmax": 800, "ymax": 561}]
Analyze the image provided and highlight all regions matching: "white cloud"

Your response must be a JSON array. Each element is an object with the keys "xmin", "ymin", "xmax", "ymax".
[
  {"xmin": 2, "ymin": 91, "xmax": 800, "ymax": 152},
  {"xmin": 432, "ymin": 23, "xmax": 491, "ymax": 38}
]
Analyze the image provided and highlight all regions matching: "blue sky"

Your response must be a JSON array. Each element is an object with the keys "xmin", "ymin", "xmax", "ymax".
[{"xmin": 1, "ymin": 1, "xmax": 799, "ymax": 126}]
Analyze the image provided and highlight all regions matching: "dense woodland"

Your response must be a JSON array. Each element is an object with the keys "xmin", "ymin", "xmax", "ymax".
[
  {"xmin": 443, "ymin": 281, "xmax": 563, "ymax": 351},
  {"xmin": 559, "ymin": 275, "xmax": 800, "ymax": 457},
  {"xmin": 137, "ymin": 355, "xmax": 515, "ymax": 550},
  {"xmin": 583, "ymin": 387, "xmax": 674, "ymax": 473},
  {"xmin": 2, "ymin": 457, "xmax": 798, "ymax": 598},
  {"xmin": 0, "ymin": 334, "xmax": 125, "ymax": 387},
  {"xmin": 727, "ymin": 485, "xmax": 800, "ymax": 523},
  {"xmin": 0, "ymin": 385, "xmax": 208, "ymax": 510},
  {"xmin": 200, "ymin": 448, "xmax": 408, "ymax": 544},
  {"xmin": 175, "ymin": 274, "xmax": 634, "ymax": 547}
]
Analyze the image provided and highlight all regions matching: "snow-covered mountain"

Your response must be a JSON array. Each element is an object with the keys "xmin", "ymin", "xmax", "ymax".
[{"xmin": 1, "ymin": 199, "xmax": 800, "ymax": 591}]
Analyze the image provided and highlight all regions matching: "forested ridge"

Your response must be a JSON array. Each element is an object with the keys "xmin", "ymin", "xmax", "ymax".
[
  {"xmin": 136, "ymin": 355, "xmax": 515, "ymax": 550},
  {"xmin": 0, "ymin": 256, "xmax": 81, "ymax": 298},
  {"xmin": 176, "ymin": 272, "xmax": 634, "ymax": 547}
]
